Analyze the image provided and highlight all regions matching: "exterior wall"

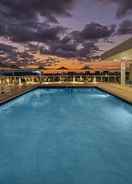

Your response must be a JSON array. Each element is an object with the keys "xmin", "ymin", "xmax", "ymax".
[
  {"xmin": 106, "ymin": 48, "xmax": 132, "ymax": 61},
  {"xmin": 129, "ymin": 64, "xmax": 132, "ymax": 81}
]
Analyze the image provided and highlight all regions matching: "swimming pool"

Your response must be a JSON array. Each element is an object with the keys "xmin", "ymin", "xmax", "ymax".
[{"xmin": 0, "ymin": 88, "xmax": 132, "ymax": 184}]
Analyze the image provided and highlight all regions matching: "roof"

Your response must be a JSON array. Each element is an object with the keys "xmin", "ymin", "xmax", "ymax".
[{"xmin": 102, "ymin": 38, "xmax": 132, "ymax": 59}]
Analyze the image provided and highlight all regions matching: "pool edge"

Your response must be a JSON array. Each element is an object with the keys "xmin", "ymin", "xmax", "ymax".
[{"xmin": 0, "ymin": 83, "xmax": 132, "ymax": 106}]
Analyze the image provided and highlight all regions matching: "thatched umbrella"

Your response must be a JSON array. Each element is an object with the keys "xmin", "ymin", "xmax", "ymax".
[
  {"xmin": 38, "ymin": 66, "xmax": 48, "ymax": 75},
  {"xmin": 57, "ymin": 66, "xmax": 69, "ymax": 71},
  {"xmin": 56, "ymin": 66, "xmax": 69, "ymax": 74},
  {"xmin": 81, "ymin": 65, "xmax": 91, "ymax": 70},
  {"xmin": 81, "ymin": 65, "xmax": 94, "ymax": 75}
]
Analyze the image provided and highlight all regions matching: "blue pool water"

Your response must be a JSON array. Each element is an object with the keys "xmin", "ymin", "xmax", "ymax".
[{"xmin": 0, "ymin": 88, "xmax": 132, "ymax": 184}]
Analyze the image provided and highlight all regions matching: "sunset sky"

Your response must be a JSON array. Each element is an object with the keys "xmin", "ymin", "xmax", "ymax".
[{"xmin": 0, "ymin": 0, "xmax": 132, "ymax": 58}]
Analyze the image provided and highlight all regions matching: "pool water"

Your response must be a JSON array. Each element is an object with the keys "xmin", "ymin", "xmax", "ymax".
[{"xmin": 0, "ymin": 88, "xmax": 132, "ymax": 184}]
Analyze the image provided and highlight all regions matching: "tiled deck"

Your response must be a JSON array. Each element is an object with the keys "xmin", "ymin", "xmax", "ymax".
[
  {"xmin": 0, "ymin": 85, "xmax": 38, "ymax": 105},
  {"xmin": 97, "ymin": 83, "xmax": 132, "ymax": 104},
  {"xmin": 0, "ymin": 82, "xmax": 132, "ymax": 105}
]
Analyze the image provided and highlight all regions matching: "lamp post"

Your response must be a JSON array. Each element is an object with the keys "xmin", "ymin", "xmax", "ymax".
[
  {"xmin": 93, "ymin": 75, "xmax": 97, "ymax": 83},
  {"xmin": 121, "ymin": 58, "xmax": 127, "ymax": 87},
  {"xmin": 73, "ymin": 75, "xmax": 76, "ymax": 83}
]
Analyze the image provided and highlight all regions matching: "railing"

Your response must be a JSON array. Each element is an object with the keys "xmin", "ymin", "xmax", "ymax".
[
  {"xmin": 0, "ymin": 74, "xmax": 122, "ymax": 94},
  {"xmin": 0, "ymin": 75, "xmax": 121, "ymax": 84}
]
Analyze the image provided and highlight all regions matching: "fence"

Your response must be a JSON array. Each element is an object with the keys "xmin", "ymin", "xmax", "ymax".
[{"xmin": 0, "ymin": 74, "xmax": 121, "ymax": 85}]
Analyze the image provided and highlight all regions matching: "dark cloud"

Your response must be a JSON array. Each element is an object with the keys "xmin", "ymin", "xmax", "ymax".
[
  {"xmin": 99, "ymin": 0, "xmax": 132, "ymax": 18},
  {"xmin": 0, "ymin": 0, "xmax": 73, "ymax": 45},
  {"xmin": 0, "ymin": 0, "xmax": 74, "ymax": 20},
  {"xmin": 11, "ymin": 25, "xmax": 66, "ymax": 43},
  {"xmin": 45, "ymin": 37, "xmax": 78, "ymax": 57},
  {"xmin": 0, "ymin": 0, "xmax": 118, "ymax": 58},
  {"xmin": 47, "ymin": 42, "xmax": 99, "ymax": 58},
  {"xmin": 40, "ymin": 22, "xmax": 115, "ymax": 58},
  {"xmin": 117, "ymin": 19, "xmax": 132, "ymax": 34},
  {"xmin": 77, "ymin": 42, "xmax": 99, "ymax": 57},
  {"xmin": 115, "ymin": 0, "xmax": 132, "ymax": 18},
  {"xmin": 68, "ymin": 22, "xmax": 116, "ymax": 44},
  {"xmin": 0, "ymin": 43, "xmax": 16, "ymax": 53},
  {"xmin": 44, "ymin": 43, "xmax": 99, "ymax": 57},
  {"xmin": 0, "ymin": 17, "xmax": 67, "ymax": 43},
  {"xmin": 80, "ymin": 22, "xmax": 115, "ymax": 40},
  {"xmin": 44, "ymin": 36, "xmax": 99, "ymax": 58}
]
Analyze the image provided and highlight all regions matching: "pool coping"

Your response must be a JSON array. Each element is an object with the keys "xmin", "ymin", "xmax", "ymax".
[{"xmin": 0, "ymin": 83, "xmax": 132, "ymax": 106}]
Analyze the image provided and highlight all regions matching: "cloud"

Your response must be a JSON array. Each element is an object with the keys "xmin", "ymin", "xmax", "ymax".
[
  {"xmin": 48, "ymin": 41, "xmax": 99, "ymax": 58},
  {"xmin": 0, "ymin": 18, "xmax": 67, "ymax": 43},
  {"xmin": 98, "ymin": 0, "xmax": 132, "ymax": 18},
  {"xmin": 69, "ymin": 22, "xmax": 116, "ymax": 44},
  {"xmin": 115, "ymin": 0, "xmax": 132, "ymax": 18},
  {"xmin": 0, "ymin": 0, "xmax": 74, "ymax": 47},
  {"xmin": 13, "ymin": 25, "xmax": 66, "ymax": 43},
  {"xmin": 40, "ymin": 22, "xmax": 115, "ymax": 58},
  {"xmin": 77, "ymin": 42, "xmax": 99, "ymax": 57},
  {"xmin": 117, "ymin": 19, "xmax": 132, "ymax": 34},
  {"xmin": 0, "ymin": 0, "xmax": 118, "ymax": 58},
  {"xmin": 44, "ymin": 37, "xmax": 78, "ymax": 57},
  {"xmin": 80, "ymin": 22, "xmax": 116, "ymax": 40},
  {"xmin": 0, "ymin": 0, "xmax": 74, "ymax": 20}
]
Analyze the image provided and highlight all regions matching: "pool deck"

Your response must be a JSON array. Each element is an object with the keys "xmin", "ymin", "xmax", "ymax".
[
  {"xmin": 0, "ymin": 82, "xmax": 132, "ymax": 105},
  {"xmin": 0, "ymin": 85, "xmax": 38, "ymax": 105},
  {"xmin": 97, "ymin": 83, "xmax": 132, "ymax": 104}
]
